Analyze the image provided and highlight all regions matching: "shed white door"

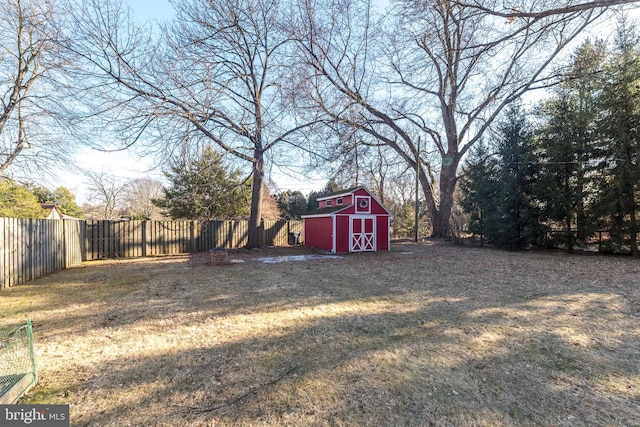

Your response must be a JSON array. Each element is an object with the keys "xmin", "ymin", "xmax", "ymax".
[{"xmin": 350, "ymin": 216, "xmax": 375, "ymax": 252}]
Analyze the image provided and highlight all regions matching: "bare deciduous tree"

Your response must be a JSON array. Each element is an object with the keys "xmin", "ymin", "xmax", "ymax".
[
  {"xmin": 65, "ymin": 0, "xmax": 318, "ymax": 247},
  {"xmin": 124, "ymin": 177, "xmax": 164, "ymax": 220},
  {"xmin": 261, "ymin": 186, "xmax": 280, "ymax": 221},
  {"xmin": 0, "ymin": 0, "xmax": 68, "ymax": 176},
  {"xmin": 84, "ymin": 170, "xmax": 126, "ymax": 220},
  {"xmin": 291, "ymin": 0, "xmax": 611, "ymax": 238}
]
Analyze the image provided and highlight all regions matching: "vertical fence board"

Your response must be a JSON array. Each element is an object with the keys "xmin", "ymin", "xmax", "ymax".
[
  {"xmin": 95, "ymin": 220, "xmax": 103, "ymax": 259},
  {"xmin": 5, "ymin": 218, "xmax": 9, "ymax": 287},
  {"xmin": 38, "ymin": 220, "xmax": 45, "ymax": 277},
  {"xmin": 64, "ymin": 220, "xmax": 82, "ymax": 268},
  {"xmin": 1, "ymin": 218, "xmax": 305, "ymax": 288},
  {"xmin": 0, "ymin": 219, "xmax": 6, "ymax": 288},
  {"xmin": 51, "ymin": 220, "xmax": 57, "ymax": 273},
  {"xmin": 83, "ymin": 221, "xmax": 90, "ymax": 261},
  {"xmin": 7, "ymin": 218, "xmax": 13, "ymax": 286},
  {"xmin": 50, "ymin": 221, "xmax": 56, "ymax": 273},
  {"xmin": 15, "ymin": 218, "xmax": 21, "ymax": 285},
  {"xmin": 57, "ymin": 220, "xmax": 65, "ymax": 271},
  {"xmin": 17, "ymin": 219, "xmax": 25, "ymax": 285},
  {"xmin": 95, "ymin": 220, "xmax": 100, "ymax": 259},
  {"xmin": 6, "ymin": 219, "xmax": 15, "ymax": 287},
  {"xmin": 34, "ymin": 220, "xmax": 40, "ymax": 279},
  {"xmin": 33, "ymin": 220, "xmax": 41, "ymax": 281},
  {"xmin": 105, "ymin": 220, "xmax": 112, "ymax": 258},
  {"xmin": 93, "ymin": 220, "xmax": 100, "ymax": 259},
  {"xmin": 91, "ymin": 220, "xmax": 99, "ymax": 259},
  {"xmin": 2, "ymin": 218, "xmax": 9, "ymax": 288}
]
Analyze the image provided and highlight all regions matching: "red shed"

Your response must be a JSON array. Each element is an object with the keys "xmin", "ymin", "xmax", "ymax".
[{"xmin": 302, "ymin": 187, "xmax": 392, "ymax": 253}]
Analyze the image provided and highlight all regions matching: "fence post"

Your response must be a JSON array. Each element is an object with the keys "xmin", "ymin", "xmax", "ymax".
[
  {"xmin": 1, "ymin": 218, "xmax": 5, "ymax": 289},
  {"xmin": 27, "ymin": 219, "xmax": 34, "ymax": 284},
  {"xmin": 2, "ymin": 218, "xmax": 307, "ymax": 288},
  {"xmin": 82, "ymin": 220, "xmax": 88, "ymax": 262},
  {"xmin": 142, "ymin": 221, "xmax": 148, "ymax": 257},
  {"xmin": 63, "ymin": 219, "xmax": 68, "ymax": 268},
  {"xmin": 190, "ymin": 221, "xmax": 196, "ymax": 253}
]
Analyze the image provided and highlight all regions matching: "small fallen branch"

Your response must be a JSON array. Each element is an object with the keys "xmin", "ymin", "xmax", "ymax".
[{"xmin": 184, "ymin": 365, "xmax": 299, "ymax": 413}]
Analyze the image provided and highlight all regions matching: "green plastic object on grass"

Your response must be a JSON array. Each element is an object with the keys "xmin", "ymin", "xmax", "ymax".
[{"xmin": 0, "ymin": 319, "xmax": 37, "ymax": 404}]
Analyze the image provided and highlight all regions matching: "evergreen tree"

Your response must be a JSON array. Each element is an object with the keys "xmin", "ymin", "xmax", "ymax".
[
  {"xmin": 535, "ymin": 40, "xmax": 606, "ymax": 250},
  {"xmin": 388, "ymin": 200, "xmax": 420, "ymax": 238},
  {"xmin": 31, "ymin": 185, "xmax": 83, "ymax": 218},
  {"xmin": 459, "ymin": 143, "xmax": 499, "ymax": 245},
  {"xmin": 0, "ymin": 180, "xmax": 46, "ymax": 218},
  {"xmin": 307, "ymin": 179, "xmax": 343, "ymax": 212},
  {"xmin": 493, "ymin": 105, "xmax": 545, "ymax": 249},
  {"xmin": 594, "ymin": 21, "xmax": 640, "ymax": 256},
  {"xmin": 460, "ymin": 105, "xmax": 544, "ymax": 249},
  {"xmin": 153, "ymin": 146, "xmax": 250, "ymax": 221},
  {"xmin": 276, "ymin": 190, "xmax": 307, "ymax": 219}
]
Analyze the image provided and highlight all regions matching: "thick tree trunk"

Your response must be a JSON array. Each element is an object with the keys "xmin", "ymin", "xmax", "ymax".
[
  {"xmin": 419, "ymin": 171, "xmax": 438, "ymax": 240},
  {"xmin": 430, "ymin": 157, "xmax": 460, "ymax": 239},
  {"xmin": 247, "ymin": 153, "xmax": 264, "ymax": 249}
]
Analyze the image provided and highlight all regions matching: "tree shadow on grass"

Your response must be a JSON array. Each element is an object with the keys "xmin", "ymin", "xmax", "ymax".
[
  {"xmin": 42, "ymin": 290, "xmax": 640, "ymax": 426},
  {"xmin": 6, "ymin": 243, "xmax": 639, "ymax": 425}
]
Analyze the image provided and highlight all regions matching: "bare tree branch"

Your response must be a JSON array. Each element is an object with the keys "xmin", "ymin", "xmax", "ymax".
[
  {"xmin": 65, "ymin": 0, "xmax": 321, "ymax": 247},
  {"xmin": 290, "ymin": 0, "xmax": 606, "ymax": 238},
  {"xmin": 0, "ymin": 0, "xmax": 69, "ymax": 176},
  {"xmin": 456, "ymin": 0, "xmax": 639, "ymax": 19}
]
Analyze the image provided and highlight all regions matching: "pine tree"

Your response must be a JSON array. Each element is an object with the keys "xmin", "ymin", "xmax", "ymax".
[
  {"xmin": 493, "ymin": 105, "xmax": 545, "ymax": 249},
  {"xmin": 307, "ymin": 180, "xmax": 343, "ymax": 212},
  {"xmin": 0, "ymin": 180, "xmax": 46, "ymax": 218},
  {"xmin": 594, "ymin": 21, "xmax": 640, "ymax": 256},
  {"xmin": 154, "ymin": 146, "xmax": 250, "ymax": 221},
  {"xmin": 535, "ymin": 40, "xmax": 606, "ymax": 250},
  {"xmin": 459, "ymin": 143, "xmax": 499, "ymax": 245},
  {"xmin": 276, "ymin": 190, "xmax": 308, "ymax": 219},
  {"xmin": 460, "ymin": 105, "xmax": 544, "ymax": 249}
]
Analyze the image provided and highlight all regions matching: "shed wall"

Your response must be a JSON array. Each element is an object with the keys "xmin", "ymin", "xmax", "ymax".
[{"xmin": 303, "ymin": 217, "xmax": 333, "ymax": 251}]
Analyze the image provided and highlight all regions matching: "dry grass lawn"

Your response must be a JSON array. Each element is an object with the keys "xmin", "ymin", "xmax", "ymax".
[{"xmin": 1, "ymin": 242, "xmax": 639, "ymax": 426}]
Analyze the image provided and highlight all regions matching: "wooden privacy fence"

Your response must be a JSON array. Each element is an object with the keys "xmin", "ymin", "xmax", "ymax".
[
  {"xmin": 1, "ymin": 218, "xmax": 83, "ymax": 289},
  {"xmin": 83, "ymin": 219, "xmax": 303, "ymax": 258},
  {"xmin": 1, "ymin": 218, "xmax": 303, "ymax": 289}
]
